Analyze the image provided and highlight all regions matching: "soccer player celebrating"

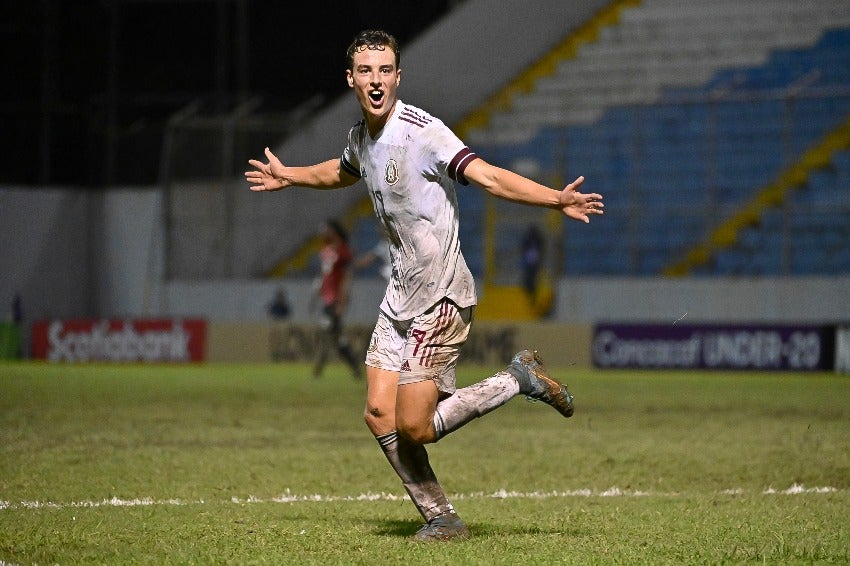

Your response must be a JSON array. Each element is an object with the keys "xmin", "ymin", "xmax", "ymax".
[{"xmin": 246, "ymin": 29, "xmax": 604, "ymax": 541}]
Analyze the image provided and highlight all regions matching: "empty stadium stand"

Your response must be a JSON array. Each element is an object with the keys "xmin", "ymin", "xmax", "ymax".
[{"xmin": 461, "ymin": 0, "xmax": 850, "ymax": 282}]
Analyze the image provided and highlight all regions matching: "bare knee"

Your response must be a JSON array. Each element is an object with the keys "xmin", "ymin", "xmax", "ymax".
[
  {"xmin": 397, "ymin": 417, "xmax": 436, "ymax": 445},
  {"xmin": 364, "ymin": 403, "xmax": 393, "ymax": 436}
]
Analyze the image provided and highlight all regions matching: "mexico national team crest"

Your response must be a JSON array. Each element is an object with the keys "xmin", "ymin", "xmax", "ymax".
[{"xmin": 385, "ymin": 159, "xmax": 399, "ymax": 185}]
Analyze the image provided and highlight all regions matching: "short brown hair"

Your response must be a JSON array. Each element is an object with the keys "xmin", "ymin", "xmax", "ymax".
[{"xmin": 345, "ymin": 29, "xmax": 400, "ymax": 70}]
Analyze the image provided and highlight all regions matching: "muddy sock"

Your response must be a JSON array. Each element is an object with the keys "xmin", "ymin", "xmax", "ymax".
[
  {"xmin": 432, "ymin": 371, "xmax": 520, "ymax": 440},
  {"xmin": 376, "ymin": 431, "xmax": 455, "ymax": 522}
]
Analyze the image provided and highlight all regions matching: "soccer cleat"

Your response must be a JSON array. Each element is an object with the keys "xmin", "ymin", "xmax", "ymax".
[
  {"xmin": 410, "ymin": 512, "xmax": 470, "ymax": 542},
  {"xmin": 508, "ymin": 349, "xmax": 574, "ymax": 418}
]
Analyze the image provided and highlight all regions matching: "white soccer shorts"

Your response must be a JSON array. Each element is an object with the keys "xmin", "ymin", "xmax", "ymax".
[{"xmin": 365, "ymin": 299, "xmax": 473, "ymax": 395}]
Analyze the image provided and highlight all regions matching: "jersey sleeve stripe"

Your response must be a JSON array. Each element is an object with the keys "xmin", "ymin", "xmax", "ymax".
[
  {"xmin": 399, "ymin": 107, "xmax": 432, "ymax": 127},
  {"xmin": 448, "ymin": 147, "xmax": 478, "ymax": 185},
  {"xmin": 340, "ymin": 155, "xmax": 361, "ymax": 178}
]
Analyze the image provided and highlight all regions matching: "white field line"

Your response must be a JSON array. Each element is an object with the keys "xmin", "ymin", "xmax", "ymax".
[{"xmin": 0, "ymin": 484, "xmax": 839, "ymax": 511}]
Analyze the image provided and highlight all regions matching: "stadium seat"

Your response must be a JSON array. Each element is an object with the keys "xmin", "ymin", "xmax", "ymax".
[{"xmin": 462, "ymin": 0, "xmax": 850, "ymax": 277}]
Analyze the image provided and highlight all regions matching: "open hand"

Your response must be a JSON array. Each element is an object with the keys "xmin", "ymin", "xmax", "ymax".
[
  {"xmin": 558, "ymin": 176, "xmax": 604, "ymax": 223},
  {"xmin": 245, "ymin": 147, "xmax": 287, "ymax": 191}
]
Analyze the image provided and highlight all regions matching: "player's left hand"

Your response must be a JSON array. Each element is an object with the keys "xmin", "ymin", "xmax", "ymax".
[{"xmin": 558, "ymin": 176, "xmax": 604, "ymax": 223}]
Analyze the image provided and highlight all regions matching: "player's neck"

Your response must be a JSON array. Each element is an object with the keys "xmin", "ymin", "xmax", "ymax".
[{"xmin": 365, "ymin": 99, "xmax": 398, "ymax": 139}]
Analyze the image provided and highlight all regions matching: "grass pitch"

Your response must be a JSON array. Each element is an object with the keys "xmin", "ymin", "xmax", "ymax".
[{"xmin": 1, "ymin": 361, "xmax": 848, "ymax": 564}]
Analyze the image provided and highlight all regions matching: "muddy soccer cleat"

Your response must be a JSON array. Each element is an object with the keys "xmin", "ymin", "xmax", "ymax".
[
  {"xmin": 411, "ymin": 512, "xmax": 470, "ymax": 542},
  {"xmin": 508, "ymin": 349, "xmax": 574, "ymax": 418}
]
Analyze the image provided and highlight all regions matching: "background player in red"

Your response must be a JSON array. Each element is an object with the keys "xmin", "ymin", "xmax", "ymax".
[{"xmin": 312, "ymin": 219, "xmax": 361, "ymax": 380}]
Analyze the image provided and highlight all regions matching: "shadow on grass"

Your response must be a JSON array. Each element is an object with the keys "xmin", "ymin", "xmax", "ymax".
[
  {"xmin": 371, "ymin": 519, "xmax": 421, "ymax": 538},
  {"xmin": 370, "ymin": 518, "xmax": 575, "ymax": 539},
  {"xmin": 468, "ymin": 522, "xmax": 580, "ymax": 537}
]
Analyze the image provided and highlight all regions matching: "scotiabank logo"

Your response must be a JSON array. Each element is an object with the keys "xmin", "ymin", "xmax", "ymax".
[{"xmin": 31, "ymin": 319, "xmax": 206, "ymax": 363}]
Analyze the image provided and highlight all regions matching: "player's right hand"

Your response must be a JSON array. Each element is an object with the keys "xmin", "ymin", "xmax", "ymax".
[{"xmin": 245, "ymin": 147, "xmax": 287, "ymax": 191}]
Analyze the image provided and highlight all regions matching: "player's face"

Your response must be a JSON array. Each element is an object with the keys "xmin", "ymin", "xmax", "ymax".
[{"xmin": 346, "ymin": 45, "xmax": 400, "ymax": 132}]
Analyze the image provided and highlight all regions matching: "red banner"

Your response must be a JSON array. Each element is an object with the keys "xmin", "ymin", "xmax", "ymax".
[{"xmin": 31, "ymin": 319, "xmax": 206, "ymax": 363}]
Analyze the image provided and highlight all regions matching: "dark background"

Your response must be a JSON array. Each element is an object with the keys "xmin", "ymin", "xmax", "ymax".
[{"xmin": 1, "ymin": 0, "xmax": 457, "ymax": 187}]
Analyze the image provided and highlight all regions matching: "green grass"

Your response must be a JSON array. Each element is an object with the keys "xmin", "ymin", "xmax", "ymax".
[{"xmin": 1, "ymin": 362, "xmax": 848, "ymax": 565}]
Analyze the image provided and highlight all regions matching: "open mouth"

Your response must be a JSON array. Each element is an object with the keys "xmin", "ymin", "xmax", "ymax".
[{"xmin": 369, "ymin": 89, "xmax": 384, "ymax": 104}]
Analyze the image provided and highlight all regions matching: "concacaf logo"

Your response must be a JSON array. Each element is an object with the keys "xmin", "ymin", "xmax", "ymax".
[{"xmin": 385, "ymin": 159, "xmax": 399, "ymax": 185}]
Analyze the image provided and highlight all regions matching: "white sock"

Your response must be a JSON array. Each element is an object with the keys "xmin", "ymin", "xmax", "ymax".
[{"xmin": 432, "ymin": 371, "xmax": 520, "ymax": 440}]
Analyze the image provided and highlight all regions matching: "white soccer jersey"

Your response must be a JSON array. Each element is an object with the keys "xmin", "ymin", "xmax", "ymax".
[{"xmin": 340, "ymin": 100, "xmax": 478, "ymax": 321}]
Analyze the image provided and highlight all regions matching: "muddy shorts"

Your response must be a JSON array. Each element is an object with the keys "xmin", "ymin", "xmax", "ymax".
[{"xmin": 365, "ymin": 299, "xmax": 474, "ymax": 395}]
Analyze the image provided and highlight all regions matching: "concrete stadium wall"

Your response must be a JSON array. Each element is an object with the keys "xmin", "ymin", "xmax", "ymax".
[
  {"xmin": 166, "ymin": 276, "xmax": 850, "ymax": 326},
  {"xmin": 555, "ymin": 277, "xmax": 850, "ymax": 325},
  {"xmin": 1, "ymin": 188, "xmax": 94, "ymax": 321}
]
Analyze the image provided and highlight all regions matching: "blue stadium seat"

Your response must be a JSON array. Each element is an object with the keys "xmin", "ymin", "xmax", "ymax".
[{"xmin": 482, "ymin": 24, "xmax": 850, "ymax": 276}]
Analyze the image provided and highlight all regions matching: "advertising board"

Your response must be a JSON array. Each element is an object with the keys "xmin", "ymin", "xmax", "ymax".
[
  {"xmin": 31, "ymin": 319, "xmax": 207, "ymax": 363},
  {"xmin": 593, "ymin": 323, "xmax": 835, "ymax": 371}
]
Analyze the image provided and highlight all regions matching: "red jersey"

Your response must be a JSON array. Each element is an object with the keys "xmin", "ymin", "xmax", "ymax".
[{"xmin": 318, "ymin": 241, "xmax": 352, "ymax": 306}]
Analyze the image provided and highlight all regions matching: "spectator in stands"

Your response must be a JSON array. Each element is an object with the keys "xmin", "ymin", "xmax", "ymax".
[
  {"xmin": 520, "ymin": 225, "xmax": 544, "ymax": 297},
  {"xmin": 12, "ymin": 293, "xmax": 22, "ymax": 326},
  {"xmin": 267, "ymin": 287, "xmax": 291, "ymax": 320},
  {"xmin": 245, "ymin": 29, "xmax": 603, "ymax": 541},
  {"xmin": 311, "ymin": 219, "xmax": 361, "ymax": 380},
  {"xmin": 2, "ymin": 293, "xmax": 23, "ymax": 360}
]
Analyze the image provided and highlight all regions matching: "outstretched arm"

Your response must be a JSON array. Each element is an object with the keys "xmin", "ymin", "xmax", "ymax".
[
  {"xmin": 245, "ymin": 147, "xmax": 359, "ymax": 192},
  {"xmin": 463, "ymin": 158, "xmax": 604, "ymax": 223}
]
